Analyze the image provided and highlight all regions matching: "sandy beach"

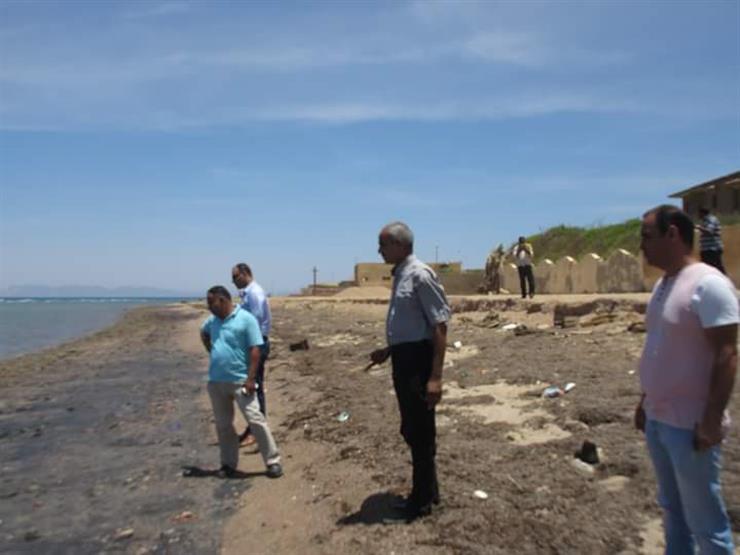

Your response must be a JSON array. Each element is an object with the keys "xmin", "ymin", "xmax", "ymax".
[{"xmin": 2, "ymin": 295, "xmax": 739, "ymax": 554}]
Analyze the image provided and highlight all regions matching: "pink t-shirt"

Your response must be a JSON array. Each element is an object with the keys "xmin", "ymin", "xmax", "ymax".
[{"xmin": 639, "ymin": 262, "xmax": 739, "ymax": 430}]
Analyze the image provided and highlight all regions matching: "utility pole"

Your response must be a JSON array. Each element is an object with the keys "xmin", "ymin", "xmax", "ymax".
[
  {"xmin": 435, "ymin": 245, "xmax": 439, "ymax": 264},
  {"xmin": 312, "ymin": 266, "xmax": 318, "ymax": 296}
]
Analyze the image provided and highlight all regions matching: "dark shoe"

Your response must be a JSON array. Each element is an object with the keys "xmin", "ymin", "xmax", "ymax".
[
  {"xmin": 266, "ymin": 463, "xmax": 283, "ymax": 478},
  {"xmin": 217, "ymin": 465, "xmax": 238, "ymax": 479}
]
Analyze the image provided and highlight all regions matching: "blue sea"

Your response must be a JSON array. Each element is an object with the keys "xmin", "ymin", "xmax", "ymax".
[{"xmin": 0, "ymin": 298, "xmax": 197, "ymax": 360}]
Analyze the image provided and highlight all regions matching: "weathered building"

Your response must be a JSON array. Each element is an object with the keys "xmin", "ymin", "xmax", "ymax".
[{"xmin": 669, "ymin": 170, "xmax": 740, "ymax": 218}]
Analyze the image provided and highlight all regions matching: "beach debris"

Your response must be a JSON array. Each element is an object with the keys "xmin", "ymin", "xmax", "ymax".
[
  {"xmin": 543, "ymin": 382, "xmax": 576, "ymax": 398},
  {"xmin": 24, "ymin": 529, "xmax": 40, "ymax": 542},
  {"xmin": 114, "ymin": 528, "xmax": 135, "ymax": 541},
  {"xmin": 478, "ymin": 312, "xmax": 503, "ymax": 328},
  {"xmin": 575, "ymin": 440, "xmax": 599, "ymax": 465},
  {"xmin": 336, "ymin": 411, "xmax": 350, "ymax": 423},
  {"xmin": 501, "ymin": 323, "xmax": 518, "ymax": 331},
  {"xmin": 628, "ymin": 370, "xmax": 636, "ymax": 375},
  {"xmin": 172, "ymin": 511, "xmax": 196, "ymax": 523},
  {"xmin": 452, "ymin": 340, "xmax": 463, "ymax": 349},
  {"xmin": 472, "ymin": 489, "xmax": 489, "ymax": 499},
  {"xmin": 289, "ymin": 339, "xmax": 310, "ymax": 351},
  {"xmin": 542, "ymin": 386, "xmax": 564, "ymax": 398},
  {"xmin": 570, "ymin": 458, "xmax": 595, "ymax": 475},
  {"xmin": 514, "ymin": 324, "xmax": 536, "ymax": 336}
]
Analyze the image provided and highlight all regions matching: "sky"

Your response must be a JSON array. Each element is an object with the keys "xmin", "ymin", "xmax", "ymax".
[{"xmin": 0, "ymin": 0, "xmax": 738, "ymax": 296}]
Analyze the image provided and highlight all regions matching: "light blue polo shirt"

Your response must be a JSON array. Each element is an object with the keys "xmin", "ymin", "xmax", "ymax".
[{"xmin": 201, "ymin": 307, "xmax": 264, "ymax": 383}]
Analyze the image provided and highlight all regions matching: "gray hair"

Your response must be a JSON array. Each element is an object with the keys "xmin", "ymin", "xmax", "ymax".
[{"xmin": 382, "ymin": 221, "xmax": 414, "ymax": 247}]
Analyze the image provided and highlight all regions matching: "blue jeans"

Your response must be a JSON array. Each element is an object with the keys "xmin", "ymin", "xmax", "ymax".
[{"xmin": 645, "ymin": 419, "xmax": 734, "ymax": 554}]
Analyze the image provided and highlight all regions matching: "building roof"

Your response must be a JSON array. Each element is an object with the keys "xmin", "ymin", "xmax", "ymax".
[{"xmin": 669, "ymin": 170, "xmax": 740, "ymax": 198}]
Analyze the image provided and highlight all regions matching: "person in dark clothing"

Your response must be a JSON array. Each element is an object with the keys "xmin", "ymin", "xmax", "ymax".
[
  {"xmin": 696, "ymin": 208, "xmax": 726, "ymax": 274},
  {"xmin": 369, "ymin": 221, "xmax": 451, "ymax": 523}
]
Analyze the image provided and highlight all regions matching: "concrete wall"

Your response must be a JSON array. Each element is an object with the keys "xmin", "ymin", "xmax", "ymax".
[
  {"xmin": 439, "ymin": 270, "xmax": 485, "ymax": 295},
  {"xmin": 354, "ymin": 261, "xmax": 462, "ymax": 287},
  {"xmin": 355, "ymin": 263, "xmax": 393, "ymax": 286}
]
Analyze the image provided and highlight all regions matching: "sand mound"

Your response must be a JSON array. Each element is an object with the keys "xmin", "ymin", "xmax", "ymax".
[{"xmin": 333, "ymin": 286, "xmax": 390, "ymax": 298}]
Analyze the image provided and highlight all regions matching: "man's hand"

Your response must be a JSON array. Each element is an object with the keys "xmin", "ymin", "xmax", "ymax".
[
  {"xmin": 694, "ymin": 418, "xmax": 723, "ymax": 451},
  {"xmin": 369, "ymin": 347, "xmax": 391, "ymax": 365},
  {"xmin": 243, "ymin": 377, "xmax": 257, "ymax": 395},
  {"xmin": 426, "ymin": 378, "xmax": 442, "ymax": 408},
  {"xmin": 634, "ymin": 401, "xmax": 646, "ymax": 432}
]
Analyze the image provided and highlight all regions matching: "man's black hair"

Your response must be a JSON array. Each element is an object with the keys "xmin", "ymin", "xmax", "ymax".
[
  {"xmin": 235, "ymin": 263, "xmax": 252, "ymax": 277},
  {"xmin": 644, "ymin": 204, "xmax": 695, "ymax": 249},
  {"xmin": 207, "ymin": 285, "xmax": 231, "ymax": 300}
]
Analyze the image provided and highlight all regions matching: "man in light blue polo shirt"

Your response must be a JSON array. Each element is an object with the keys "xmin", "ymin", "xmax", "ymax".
[{"xmin": 200, "ymin": 285, "xmax": 282, "ymax": 479}]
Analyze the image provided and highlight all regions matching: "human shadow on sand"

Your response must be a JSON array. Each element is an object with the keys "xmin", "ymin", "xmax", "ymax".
[
  {"xmin": 181, "ymin": 465, "xmax": 263, "ymax": 479},
  {"xmin": 336, "ymin": 492, "xmax": 406, "ymax": 525}
]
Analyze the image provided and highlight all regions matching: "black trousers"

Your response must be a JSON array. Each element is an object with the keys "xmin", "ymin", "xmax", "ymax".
[
  {"xmin": 517, "ymin": 265, "xmax": 535, "ymax": 298},
  {"xmin": 701, "ymin": 250, "xmax": 726, "ymax": 275},
  {"xmin": 391, "ymin": 340, "xmax": 438, "ymax": 509}
]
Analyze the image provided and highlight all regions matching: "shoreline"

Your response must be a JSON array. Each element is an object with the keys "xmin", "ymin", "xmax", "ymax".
[{"xmin": 0, "ymin": 300, "xmax": 198, "ymax": 364}]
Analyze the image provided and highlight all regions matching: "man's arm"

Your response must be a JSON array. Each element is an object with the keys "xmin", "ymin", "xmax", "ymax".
[
  {"xmin": 243, "ymin": 346, "xmax": 261, "ymax": 393},
  {"xmin": 634, "ymin": 393, "xmax": 646, "ymax": 432},
  {"xmin": 695, "ymin": 323, "xmax": 738, "ymax": 450},
  {"xmin": 426, "ymin": 322, "xmax": 447, "ymax": 408},
  {"xmin": 200, "ymin": 330, "xmax": 212, "ymax": 353}
]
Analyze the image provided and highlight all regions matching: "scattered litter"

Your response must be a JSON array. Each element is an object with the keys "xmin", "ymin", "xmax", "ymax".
[
  {"xmin": 501, "ymin": 323, "xmax": 518, "ymax": 331},
  {"xmin": 542, "ymin": 386, "xmax": 564, "ymax": 398},
  {"xmin": 575, "ymin": 440, "xmax": 599, "ymax": 464},
  {"xmin": 172, "ymin": 511, "xmax": 196, "ymax": 523},
  {"xmin": 114, "ymin": 528, "xmax": 135, "ymax": 541},
  {"xmin": 570, "ymin": 458, "xmax": 595, "ymax": 475},
  {"xmin": 289, "ymin": 339, "xmax": 310, "ymax": 351},
  {"xmin": 453, "ymin": 340, "xmax": 463, "ymax": 349},
  {"xmin": 563, "ymin": 382, "xmax": 576, "ymax": 393},
  {"xmin": 24, "ymin": 530, "xmax": 40, "ymax": 542},
  {"xmin": 336, "ymin": 411, "xmax": 350, "ymax": 423},
  {"xmin": 628, "ymin": 370, "xmax": 635, "ymax": 375},
  {"xmin": 472, "ymin": 490, "xmax": 489, "ymax": 499}
]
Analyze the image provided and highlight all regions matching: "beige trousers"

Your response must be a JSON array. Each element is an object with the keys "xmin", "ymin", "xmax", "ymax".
[{"xmin": 207, "ymin": 381, "xmax": 280, "ymax": 469}]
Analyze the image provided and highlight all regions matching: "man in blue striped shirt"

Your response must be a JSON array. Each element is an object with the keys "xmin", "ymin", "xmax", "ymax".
[
  {"xmin": 232, "ymin": 263, "xmax": 272, "ymax": 447},
  {"xmin": 696, "ymin": 208, "xmax": 726, "ymax": 274}
]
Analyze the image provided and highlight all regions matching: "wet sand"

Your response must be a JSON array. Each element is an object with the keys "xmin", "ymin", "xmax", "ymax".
[{"xmin": 0, "ymin": 304, "xmax": 241, "ymax": 554}]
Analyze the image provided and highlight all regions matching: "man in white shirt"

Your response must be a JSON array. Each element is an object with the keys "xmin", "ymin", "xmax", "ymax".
[{"xmin": 232, "ymin": 263, "xmax": 272, "ymax": 447}]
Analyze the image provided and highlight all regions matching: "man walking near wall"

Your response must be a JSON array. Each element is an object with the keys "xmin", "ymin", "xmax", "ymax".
[
  {"xmin": 231, "ymin": 263, "xmax": 272, "ymax": 447},
  {"xmin": 512, "ymin": 236, "xmax": 535, "ymax": 298},
  {"xmin": 200, "ymin": 286, "xmax": 283, "ymax": 478},
  {"xmin": 636, "ymin": 205, "xmax": 737, "ymax": 554},
  {"xmin": 369, "ymin": 221, "xmax": 450, "ymax": 523},
  {"xmin": 696, "ymin": 207, "xmax": 726, "ymax": 274}
]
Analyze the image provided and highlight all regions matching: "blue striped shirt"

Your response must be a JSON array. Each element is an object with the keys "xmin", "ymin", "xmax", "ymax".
[{"xmin": 699, "ymin": 214, "xmax": 723, "ymax": 252}]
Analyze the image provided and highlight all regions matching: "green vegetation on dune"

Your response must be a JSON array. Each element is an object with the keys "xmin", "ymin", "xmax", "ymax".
[{"xmin": 524, "ymin": 219, "xmax": 642, "ymax": 263}]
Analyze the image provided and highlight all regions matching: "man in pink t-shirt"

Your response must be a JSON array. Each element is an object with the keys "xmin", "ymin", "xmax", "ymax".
[{"xmin": 637, "ymin": 205, "xmax": 738, "ymax": 554}]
